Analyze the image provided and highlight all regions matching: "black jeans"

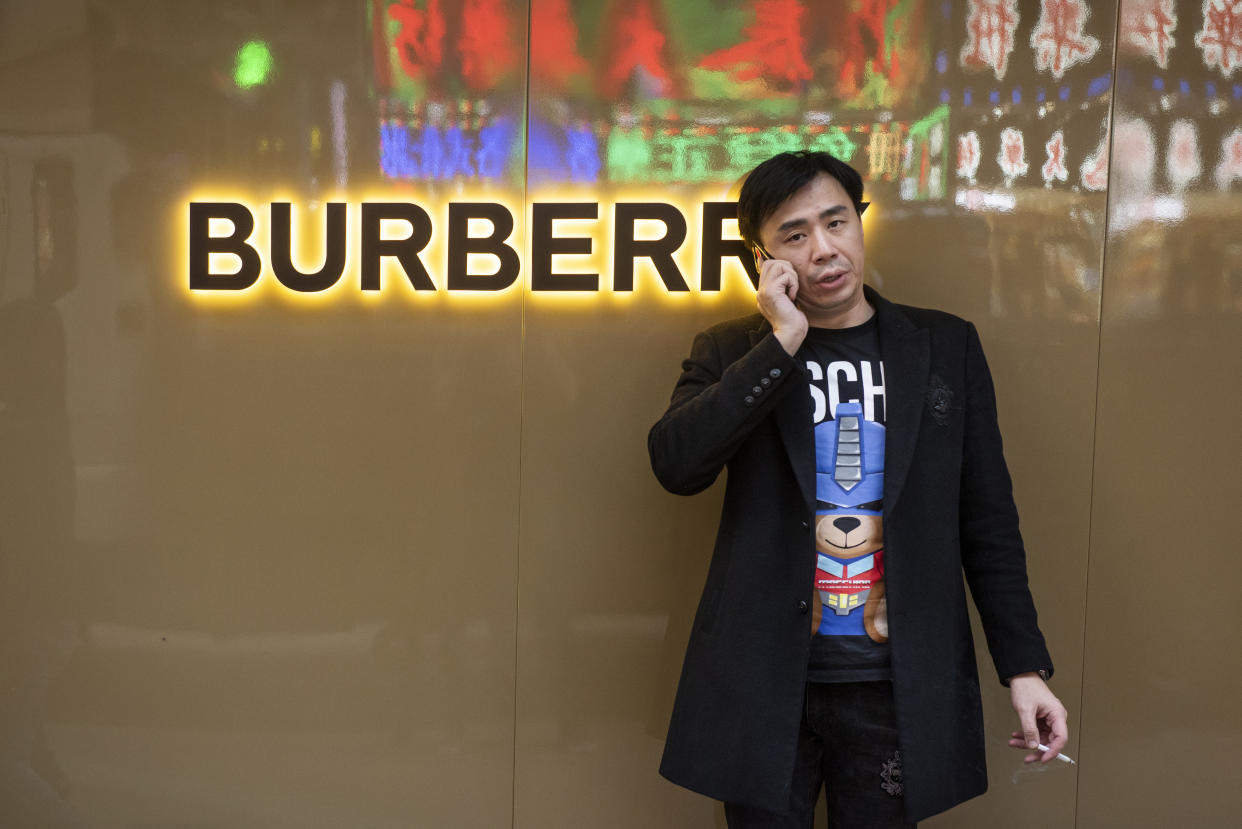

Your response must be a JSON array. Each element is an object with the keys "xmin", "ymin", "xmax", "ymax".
[{"xmin": 724, "ymin": 681, "xmax": 915, "ymax": 829}]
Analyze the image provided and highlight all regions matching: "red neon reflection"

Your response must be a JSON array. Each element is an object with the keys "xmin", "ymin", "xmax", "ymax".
[
  {"xmin": 460, "ymin": 0, "xmax": 519, "ymax": 90},
  {"xmin": 1030, "ymin": 0, "xmax": 1100, "ymax": 79},
  {"xmin": 531, "ymin": 0, "xmax": 589, "ymax": 89},
  {"xmin": 699, "ymin": 0, "xmax": 812, "ymax": 88},
  {"xmin": 839, "ymin": 0, "xmax": 903, "ymax": 89},
  {"xmin": 600, "ymin": 0, "xmax": 673, "ymax": 98},
  {"xmin": 389, "ymin": 0, "xmax": 445, "ymax": 82}
]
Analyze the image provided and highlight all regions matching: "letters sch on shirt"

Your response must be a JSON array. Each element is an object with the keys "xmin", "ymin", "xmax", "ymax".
[{"xmin": 807, "ymin": 358, "xmax": 886, "ymax": 424}]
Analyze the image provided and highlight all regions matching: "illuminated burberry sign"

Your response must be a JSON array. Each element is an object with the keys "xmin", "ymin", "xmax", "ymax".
[{"xmin": 188, "ymin": 201, "xmax": 759, "ymax": 293}]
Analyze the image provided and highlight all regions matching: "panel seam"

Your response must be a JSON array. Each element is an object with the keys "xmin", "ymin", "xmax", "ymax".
[
  {"xmin": 511, "ymin": 2, "xmax": 534, "ymax": 827},
  {"xmin": 1073, "ymin": 3, "xmax": 1125, "ymax": 826}
]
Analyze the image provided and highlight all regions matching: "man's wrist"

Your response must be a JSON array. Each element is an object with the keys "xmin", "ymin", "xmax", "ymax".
[
  {"xmin": 1008, "ymin": 669, "xmax": 1051, "ymax": 684},
  {"xmin": 772, "ymin": 324, "xmax": 807, "ymax": 355}
]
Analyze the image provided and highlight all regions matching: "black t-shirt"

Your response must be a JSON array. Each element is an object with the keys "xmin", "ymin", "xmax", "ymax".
[{"xmin": 797, "ymin": 317, "xmax": 892, "ymax": 683}]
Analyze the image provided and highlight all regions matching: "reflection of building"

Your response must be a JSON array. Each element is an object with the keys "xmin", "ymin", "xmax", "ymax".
[
  {"xmin": 92, "ymin": 1, "xmax": 376, "ymax": 191},
  {"xmin": 375, "ymin": 99, "xmax": 955, "ymax": 192},
  {"xmin": 1109, "ymin": 192, "xmax": 1242, "ymax": 317},
  {"xmin": 370, "ymin": 0, "xmax": 952, "ymax": 190},
  {"xmin": 378, "ymin": 99, "xmax": 520, "ymax": 182},
  {"xmin": 945, "ymin": 4, "xmax": 1114, "ymax": 196}
]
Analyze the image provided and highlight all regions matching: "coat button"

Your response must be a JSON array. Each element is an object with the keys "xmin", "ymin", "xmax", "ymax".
[
  {"xmin": 744, "ymin": 395, "xmax": 755, "ymax": 406},
  {"xmin": 798, "ymin": 600, "xmax": 809, "ymax": 614},
  {"xmin": 760, "ymin": 377, "xmax": 771, "ymax": 387},
  {"xmin": 752, "ymin": 385, "xmax": 763, "ymax": 395},
  {"xmin": 770, "ymin": 368, "xmax": 782, "ymax": 378},
  {"xmin": 800, "ymin": 519, "xmax": 809, "ymax": 529}
]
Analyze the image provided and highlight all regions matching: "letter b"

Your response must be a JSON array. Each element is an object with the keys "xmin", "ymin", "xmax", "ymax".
[{"xmin": 189, "ymin": 203, "xmax": 262, "ymax": 290}]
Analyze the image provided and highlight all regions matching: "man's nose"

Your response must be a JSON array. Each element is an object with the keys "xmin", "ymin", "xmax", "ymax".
[{"xmin": 809, "ymin": 228, "xmax": 837, "ymax": 260}]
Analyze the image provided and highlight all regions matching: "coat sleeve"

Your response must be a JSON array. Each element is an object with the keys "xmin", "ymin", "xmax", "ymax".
[
  {"xmin": 648, "ymin": 327, "xmax": 800, "ymax": 496},
  {"xmin": 958, "ymin": 322, "xmax": 1054, "ymax": 684}
]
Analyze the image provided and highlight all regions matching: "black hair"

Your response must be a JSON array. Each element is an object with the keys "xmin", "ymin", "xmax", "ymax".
[{"xmin": 736, "ymin": 151, "xmax": 866, "ymax": 250}]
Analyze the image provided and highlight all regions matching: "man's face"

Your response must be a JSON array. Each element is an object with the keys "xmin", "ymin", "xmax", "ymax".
[{"xmin": 756, "ymin": 172, "xmax": 868, "ymax": 328}]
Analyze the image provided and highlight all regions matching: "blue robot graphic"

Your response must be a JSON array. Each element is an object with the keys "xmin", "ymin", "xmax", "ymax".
[{"xmin": 812, "ymin": 401, "xmax": 888, "ymax": 642}]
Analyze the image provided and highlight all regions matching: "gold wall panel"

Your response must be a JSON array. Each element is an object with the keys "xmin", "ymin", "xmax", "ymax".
[
  {"xmin": 1077, "ymin": 1, "xmax": 1242, "ymax": 825},
  {"xmin": 514, "ymin": 1, "xmax": 1103, "ymax": 827},
  {"xmin": 3, "ymin": 2, "xmax": 526, "ymax": 826}
]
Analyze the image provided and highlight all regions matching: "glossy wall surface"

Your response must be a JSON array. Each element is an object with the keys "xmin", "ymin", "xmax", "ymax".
[
  {"xmin": 1077, "ymin": 1, "xmax": 1242, "ymax": 825},
  {"xmin": 0, "ymin": 2, "xmax": 1237, "ymax": 827}
]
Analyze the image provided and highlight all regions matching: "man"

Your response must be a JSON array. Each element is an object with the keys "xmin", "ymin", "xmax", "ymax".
[{"xmin": 648, "ymin": 151, "xmax": 1068, "ymax": 827}]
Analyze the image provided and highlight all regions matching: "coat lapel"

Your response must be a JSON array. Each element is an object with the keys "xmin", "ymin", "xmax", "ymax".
[
  {"xmin": 747, "ymin": 285, "xmax": 929, "ymax": 514},
  {"xmin": 750, "ymin": 320, "xmax": 815, "ymax": 509},
  {"xmin": 870, "ymin": 288, "xmax": 928, "ymax": 515}
]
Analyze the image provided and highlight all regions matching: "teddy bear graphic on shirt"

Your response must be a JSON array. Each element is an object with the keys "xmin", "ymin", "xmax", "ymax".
[{"xmin": 811, "ymin": 401, "xmax": 888, "ymax": 643}]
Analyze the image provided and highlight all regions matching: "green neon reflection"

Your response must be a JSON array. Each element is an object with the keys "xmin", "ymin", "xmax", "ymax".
[{"xmin": 234, "ymin": 40, "xmax": 274, "ymax": 90}]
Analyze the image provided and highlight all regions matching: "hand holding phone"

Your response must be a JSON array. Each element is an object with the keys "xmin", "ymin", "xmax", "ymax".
[{"xmin": 754, "ymin": 244, "xmax": 807, "ymax": 354}]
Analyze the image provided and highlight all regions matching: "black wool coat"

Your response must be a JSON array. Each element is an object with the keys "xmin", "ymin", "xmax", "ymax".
[{"xmin": 648, "ymin": 287, "xmax": 1053, "ymax": 822}]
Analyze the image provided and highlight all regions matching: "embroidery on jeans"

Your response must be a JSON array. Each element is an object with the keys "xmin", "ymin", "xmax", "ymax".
[{"xmin": 880, "ymin": 750, "xmax": 903, "ymax": 796}]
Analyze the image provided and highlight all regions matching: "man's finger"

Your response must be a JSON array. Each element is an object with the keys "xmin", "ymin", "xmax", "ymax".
[
  {"xmin": 1020, "ymin": 711, "xmax": 1039, "ymax": 750},
  {"xmin": 1046, "ymin": 708, "xmax": 1069, "ymax": 755}
]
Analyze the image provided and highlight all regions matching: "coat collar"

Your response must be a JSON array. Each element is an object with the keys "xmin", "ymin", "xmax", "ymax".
[
  {"xmin": 748, "ymin": 286, "xmax": 929, "ymax": 514},
  {"xmin": 746, "ymin": 317, "xmax": 770, "ymax": 348}
]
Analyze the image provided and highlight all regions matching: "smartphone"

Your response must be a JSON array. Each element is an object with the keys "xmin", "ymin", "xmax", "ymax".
[{"xmin": 752, "ymin": 242, "xmax": 772, "ymax": 271}]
